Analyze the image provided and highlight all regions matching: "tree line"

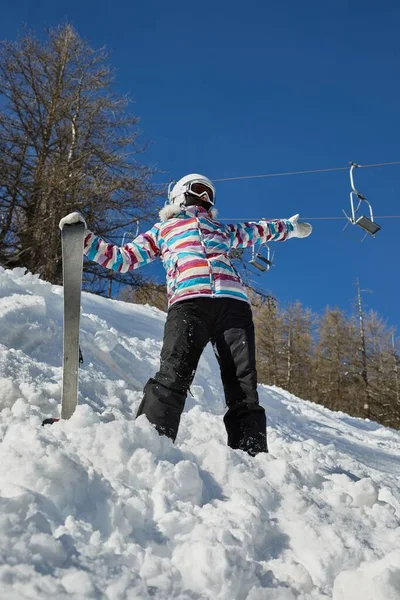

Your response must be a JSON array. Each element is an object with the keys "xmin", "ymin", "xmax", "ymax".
[{"xmin": 252, "ymin": 293, "xmax": 400, "ymax": 430}]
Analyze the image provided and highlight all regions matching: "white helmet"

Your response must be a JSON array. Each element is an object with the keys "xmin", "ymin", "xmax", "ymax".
[{"xmin": 168, "ymin": 173, "xmax": 216, "ymax": 207}]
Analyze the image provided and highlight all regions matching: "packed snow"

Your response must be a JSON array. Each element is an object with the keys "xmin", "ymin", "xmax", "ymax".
[{"xmin": 0, "ymin": 266, "xmax": 399, "ymax": 600}]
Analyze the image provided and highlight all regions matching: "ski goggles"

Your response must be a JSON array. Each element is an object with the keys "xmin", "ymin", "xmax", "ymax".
[{"xmin": 185, "ymin": 181, "xmax": 215, "ymax": 205}]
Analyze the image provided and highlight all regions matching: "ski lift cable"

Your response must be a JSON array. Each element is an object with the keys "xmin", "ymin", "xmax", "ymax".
[
  {"xmin": 217, "ymin": 215, "xmax": 400, "ymax": 222},
  {"xmin": 155, "ymin": 160, "xmax": 400, "ymax": 186},
  {"xmin": 213, "ymin": 161, "xmax": 400, "ymax": 182}
]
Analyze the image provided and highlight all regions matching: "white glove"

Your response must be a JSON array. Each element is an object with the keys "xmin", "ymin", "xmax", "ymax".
[
  {"xmin": 59, "ymin": 212, "xmax": 87, "ymax": 230},
  {"xmin": 287, "ymin": 214, "xmax": 312, "ymax": 238}
]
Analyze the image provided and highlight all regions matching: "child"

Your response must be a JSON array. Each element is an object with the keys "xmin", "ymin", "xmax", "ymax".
[{"xmin": 60, "ymin": 173, "xmax": 312, "ymax": 455}]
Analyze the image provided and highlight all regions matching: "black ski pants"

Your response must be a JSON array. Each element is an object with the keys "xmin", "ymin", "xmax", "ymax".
[{"xmin": 136, "ymin": 297, "xmax": 267, "ymax": 455}]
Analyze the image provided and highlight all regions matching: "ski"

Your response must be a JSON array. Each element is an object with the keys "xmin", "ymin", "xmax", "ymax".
[{"xmin": 60, "ymin": 222, "xmax": 85, "ymax": 419}]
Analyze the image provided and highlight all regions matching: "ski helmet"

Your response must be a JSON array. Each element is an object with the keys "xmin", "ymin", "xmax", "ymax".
[{"xmin": 168, "ymin": 174, "xmax": 216, "ymax": 207}]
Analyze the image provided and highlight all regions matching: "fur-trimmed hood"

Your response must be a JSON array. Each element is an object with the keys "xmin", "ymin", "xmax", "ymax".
[{"xmin": 159, "ymin": 203, "xmax": 218, "ymax": 222}]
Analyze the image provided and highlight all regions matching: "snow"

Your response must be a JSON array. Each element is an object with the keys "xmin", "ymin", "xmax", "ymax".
[{"xmin": 0, "ymin": 266, "xmax": 400, "ymax": 600}]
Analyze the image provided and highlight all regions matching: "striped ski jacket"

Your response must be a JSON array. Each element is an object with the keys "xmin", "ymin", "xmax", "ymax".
[{"xmin": 84, "ymin": 205, "xmax": 294, "ymax": 307}]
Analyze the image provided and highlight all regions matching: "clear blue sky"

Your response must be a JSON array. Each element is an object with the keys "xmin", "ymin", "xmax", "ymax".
[{"xmin": 3, "ymin": 1, "xmax": 400, "ymax": 329}]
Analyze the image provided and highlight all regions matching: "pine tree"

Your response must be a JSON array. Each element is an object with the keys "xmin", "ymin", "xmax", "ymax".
[
  {"xmin": 281, "ymin": 302, "xmax": 314, "ymax": 399},
  {"xmin": 364, "ymin": 312, "xmax": 400, "ymax": 427},
  {"xmin": 313, "ymin": 308, "xmax": 360, "ymax": 413},
  {"xmin": 253, "ymin": 295, "xmax": 283, "ymax": 387}
]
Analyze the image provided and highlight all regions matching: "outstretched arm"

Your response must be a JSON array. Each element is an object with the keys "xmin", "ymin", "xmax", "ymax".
[
  {"xmin": 84, "ymin": 227, "xmax": 160, "ymax": 273},
  {"xmin": 228, "ymin": 214, "xmax": 312, "ymax": 249},
  {"xmin": 59, "ymin": 212, "xmax": 161, "ymax": 272}
]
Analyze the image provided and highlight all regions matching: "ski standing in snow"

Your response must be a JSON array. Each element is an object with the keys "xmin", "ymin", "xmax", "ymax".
[{"xmin": 59, "ymin": 174, "xmax": 312, "ymax": 455}]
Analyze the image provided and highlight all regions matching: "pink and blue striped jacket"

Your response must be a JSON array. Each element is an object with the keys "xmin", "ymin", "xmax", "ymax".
[{"xmin": 84, "ymin": 205, "xmax": 294, "ymax": 307}]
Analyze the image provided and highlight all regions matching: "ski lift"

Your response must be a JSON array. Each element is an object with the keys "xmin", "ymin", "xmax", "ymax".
[
  {"xmin": 122, "ymin": 220, "xmax": 140, "ymax": 245},
  {"xmin": 343, "ymin": 162, "xmax": 381, "ymax": 238},
  {"xmin": 249, "ymin": 242, "xmax": 274, "ymax": 273}
]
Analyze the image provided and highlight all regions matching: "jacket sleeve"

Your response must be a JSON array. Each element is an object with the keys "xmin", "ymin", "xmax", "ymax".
[
  {"xmin": 83, "ymin": 224, "xmax": 161, "ymax": 273},
  {"xmin": 227, "ymin": 219, "xmax": 294, "ymax": 250}
]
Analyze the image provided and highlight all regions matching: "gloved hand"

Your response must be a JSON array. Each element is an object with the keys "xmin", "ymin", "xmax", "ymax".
[
  {"xmin": 59, "ymin": 212, "xmax": 87, "ymax": 230},
  {"xmin": 287, "ymin": 214, "xmax": 312, "ymax": 238}
]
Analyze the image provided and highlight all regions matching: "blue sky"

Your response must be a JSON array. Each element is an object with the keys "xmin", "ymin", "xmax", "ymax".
[{"xmin": 3, "ymin": 1, "xmax": 400, "ymax": 329}]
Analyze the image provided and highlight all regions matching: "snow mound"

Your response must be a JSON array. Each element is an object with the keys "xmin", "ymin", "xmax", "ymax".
[{"xmin": 0, "ymin": 266, "xmax": 400, "ymax": 600}]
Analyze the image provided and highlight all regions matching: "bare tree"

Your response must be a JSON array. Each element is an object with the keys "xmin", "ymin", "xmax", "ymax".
[{"xmin": 0, "ymin": 24, "xmax": 159, "ymax": 292}]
